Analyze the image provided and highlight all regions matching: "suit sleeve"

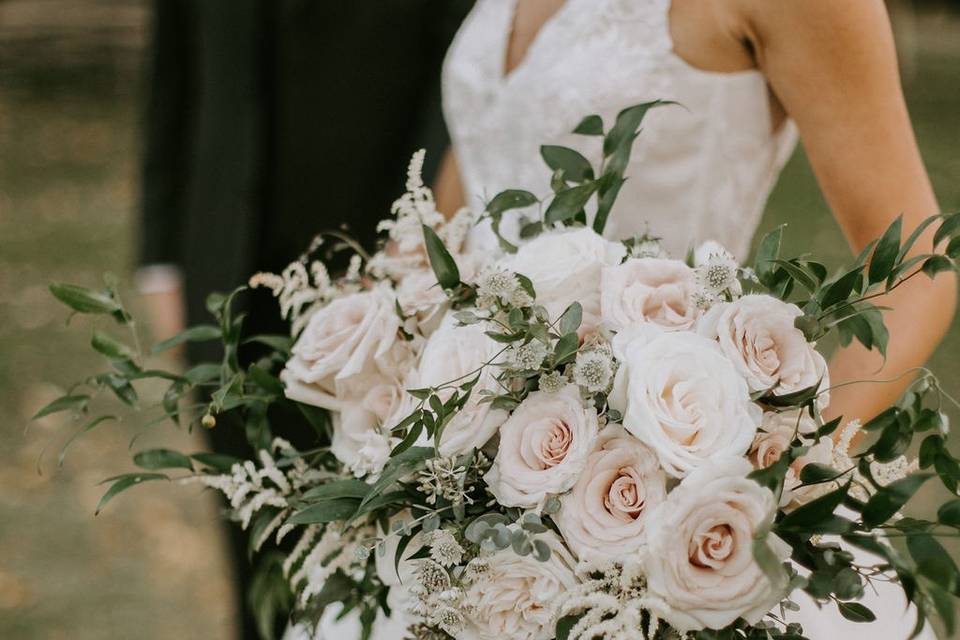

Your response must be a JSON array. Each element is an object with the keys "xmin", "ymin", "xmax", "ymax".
[{"xmin": 138, "ymin": 0, "xmax": 194, "ymax": 267}]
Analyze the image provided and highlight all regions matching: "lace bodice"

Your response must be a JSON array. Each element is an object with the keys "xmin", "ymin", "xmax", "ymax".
[{"xmin": 442, "ymin": 0, "xmax": 798, "ymax": 261}]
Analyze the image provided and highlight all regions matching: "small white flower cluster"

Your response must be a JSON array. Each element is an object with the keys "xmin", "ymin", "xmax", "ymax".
[
  {"xmin": 287, "ymin": 523, "xmax": 374, "ymax": 607},
  {"xmin": 828, "ymin": 420, "xmax": 920, "ymax": 503},
  {"xmin": 629, "ymin": 237, "xmax": 668, "ymax": 259},
  {"xmin": 407, "ymin": 559, "xmax": 466, "ymax": 636},
  {"xmin": 538, "ymin": 369, "xmax": 567, "ymax": 393},
  {"xmin": 475, "ymin": 267, "xmax": 533, "ymax": 309},
  {"xmin": 185, "ymin": 438, "xmax": 327, "ymax": 535},
  {"xmin": 558, "ymin": 558, "xmax": 667, "ymax": 640},
  {"xmin": 508, "ymin": 340, "xmax": 549, "ymax": 370},
  {"xmin": 416, "ymin": 454, "xmax": 488, "ymax": 506},
  {"xmin": 572, "ymin": 347, "xmax": 615, "ymax": 393},
  {"xmin": 693, "ymin": 241, "xmax": 742, "ymax": 310},
  {"xmin": 427, "ymin": 529, "xmax": 465, "ymax": 568},
  {"xmin": 249, "ymin": 260, "xmax": 344, "ymax": 335},
  {"xmin": 370, "ymin": 149, "xmax": 477, "ymax": 281}
]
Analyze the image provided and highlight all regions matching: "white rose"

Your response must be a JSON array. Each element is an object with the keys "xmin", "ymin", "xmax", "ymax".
[
  {"xmin": 330, "ymin": 381, "xmax": 408, "ymax": 477},
  {"xmin": 609, "ymin": 330, "xmax": 761, "ymax": 478},
  {"xmin": 397, "ymin": 254, "xmax": 481, "ymax": 336},
  {"xmin": 601, "ymin": 258, "xmax": 699, "ymax": 331},
  {"xmin": 554, "ymin": 424, "xmax": 667, "ymax": 559},
  {"xmin": 282, "ymin": 286, "xmax": 414, "ymax": 409},
  {"xmin": 750, "ymin": 409, "xmax": 834, "ymax": 507},
  {"xmin": 507, "ymin": 228, "xmax": 626, "ymax": 334},
  {"xmin": 644, "ymin": 457, "xmax": 789, "ymax": 632},
  {"xmin": 484, "ymin": 384, "xmax": 598, "ymax": 507},
  {"xmin": 485, "ymin": 385, "xmax": 599, "ymax": 508},
  {"xmin": 462, "ymin": 531, "xmax": 578, "ymax": 640},
  {"xmin": 413, "ymin": 315, "xmax": 508, "ymax": 457},
  {"xmin": 700, "ymin": 294, "xmax": 829, "ymax": 400}
]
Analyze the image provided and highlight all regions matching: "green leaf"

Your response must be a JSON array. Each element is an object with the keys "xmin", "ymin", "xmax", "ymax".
[
  {"xmin": 91, "ymin": 330, "xmax": 136, "ymax": 361},
  {"xmin": 151, "ymin": 324, "xmax": 221, "ymax": 353},
  {"xmin": 301, "ymin": 479, "xmax": 372, "ymax": 502},
  {"xmin": 486, "ymin": 189, "xmax": 538, "ymax": 216},
  {"xmin": 422, "ymin": 225, "xmax": 460, "ymax": 290},
  {"xmin": 603, "ymin": 101, "xmax": 671, "ymax": 157},
  {"xmin": 572, "ymin": 114, "xmax": 603, "ymax": 136},
  {"xmin": 58, "ymin": 415, "xmax": 117, "ymax": 467},
  {"xmin": 95, "ymin": 473, "xmax": 168, "ymax": 515},
  {"xmin": 947, "ymin": 236, "xmax": 960, "ymax": 259},
  {"xmin": 190, "ymin": 452, "xmax": 241, "ymax": 472},
  {"xmin": 552, "ymin": 332, "xmax": 580, "ymax": 366},
  {"xmin": 821, "ymin": 267, "xmax": 863, "ymax": 309},
  {"xmin": 861, "ymin": 474, "xmax": 932, "ymax": 528},
  {"xmin": 243, "ymin": 334, "xmax": 294, "ymax": 355},
  {"xmin": 558, "ymin": 302, "xmax": 583, "ymax": 335},
  {"xmin": 930, "ymin": 584, "xmax": 957, "ymax": 637},
  {"xmin": 921, "ymin": 255, "xmax": 954, "ymax": 278},
  {"xmin": 933, "ymin": 212, "xmax": 960, "ymax": 248},
  {"xmin": 919, "ymin": 435, "xmax": 944, "ymax": 469},
  {"xmin": 248, "ymin": 364, "xmax": 284, "ymax": 396},
  {"xmin": 837, "ymin": 601, "xmax": 876, "ymax": 623},
  {"xmin": 544, "ymin": 182, "xmax": 597, "ymax": 225},
  {"xmin": 49, "ymin": 282, "xmax": 122, "ymax": 315},
  {"xmin": 33, "ymin": 393, "xmax": 90, "ymax": 419},
  {"xmin": 592, "ymin": 174, "xmax": 625, "ymax": 235},
  {"xmin": 771, "ymin": 259, "xmax": 819, "ymax": 293},
  {"xmin": 133, "ymin": 448, "xmax": 194, "ymax": 472},
  {"xmin": 540, "ymin": 145, "xmax": 594, "ymax": 182},
  {"xmin": 798, "ymin": 463, "xmax": 844, "ymax": 485},
  {"xmin": 98, "ymin": 373, "xmax": 139, "ymax": 408},
  {"xmin": 868, "ymin": 215, "xmax": 902, "ymax": 284},
  {"xmin": 898, "ymin": 215, "xmax": 940, "ymax": 261},
  {"xmin": 286, "ymin": 498, "xmax": 361, "ymax": 525},
  {"xmin": 358, "ymin": 446, "xmax": 434, "ymax": 511},
  {"xmin": 907, "ymin": 533, "xmax": 960, "ymax": 593},
  {"xmin": 938, "ymin": 499, "xmax": 960, "ymax": 527},
  {"xmin": 753, "ymin": 225, "xmax": 784, "ymax": 286},
  {"xmin": 184, "ymin": 363, "xmax": 221, "ymax": 384},
  {"xmin": 778, "ymin": 482, "xmax": 850, "ymax": 532}
]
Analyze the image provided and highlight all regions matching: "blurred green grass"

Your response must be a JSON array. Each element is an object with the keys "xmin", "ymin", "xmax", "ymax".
[{"xmin": 0, "ymin": 3, "xmax": 958, "ymax": 640}]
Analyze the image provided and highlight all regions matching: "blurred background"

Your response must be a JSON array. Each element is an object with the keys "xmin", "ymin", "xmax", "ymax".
[{"xmin": 0, "ymin": 1, "xmax": 958, "ymax": 639}]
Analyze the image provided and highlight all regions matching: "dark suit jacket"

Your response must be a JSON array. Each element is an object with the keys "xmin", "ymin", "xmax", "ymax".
[
  {"xmin": 140, "ymin": 0, "xmax": 472, "ymax": 329},
  {"xmin": 138, "ymin": 3, "xmax": 471, "ymax": 637}
]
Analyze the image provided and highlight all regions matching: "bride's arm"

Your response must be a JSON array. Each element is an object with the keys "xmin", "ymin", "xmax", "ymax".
[
  {"xmin": 741, "ymin": 0, "xmax": 957, "ymax": 425},
  {"xmin": 434, "ymin": 148, "xmax": 467, "ymax": 217}
]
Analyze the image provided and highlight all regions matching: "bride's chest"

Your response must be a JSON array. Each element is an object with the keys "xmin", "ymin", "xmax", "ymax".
[{"xmin": 442, "ymin": 0, "xmax": 674, "ymax": 139}]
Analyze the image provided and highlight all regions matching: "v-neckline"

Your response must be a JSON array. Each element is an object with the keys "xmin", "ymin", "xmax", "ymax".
[{"xmin": 499, "ymin": 0, "xmax": 574, "ymax": 84}]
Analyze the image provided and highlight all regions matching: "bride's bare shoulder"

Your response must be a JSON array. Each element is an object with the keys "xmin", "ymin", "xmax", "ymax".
[{"xmin": 670, "ymin": 0, "xmax": 895, "ymax": 74}]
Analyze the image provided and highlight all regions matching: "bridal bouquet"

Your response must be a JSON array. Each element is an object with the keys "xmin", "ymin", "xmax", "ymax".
[{"xmin": 41, "ymin": 103, "xmax": 960, "ymax": 640}]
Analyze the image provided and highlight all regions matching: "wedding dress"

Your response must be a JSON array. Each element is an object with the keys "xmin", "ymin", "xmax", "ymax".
[{"xmin": 299, "ymin": 0, "xmax": 936, "ymax": 638}]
